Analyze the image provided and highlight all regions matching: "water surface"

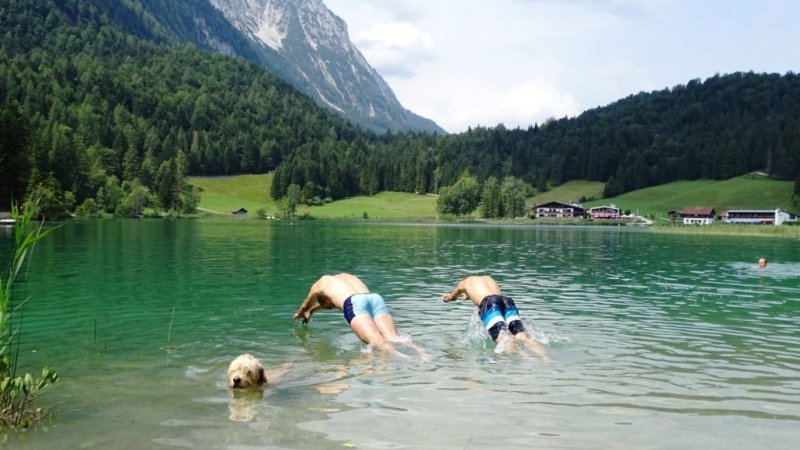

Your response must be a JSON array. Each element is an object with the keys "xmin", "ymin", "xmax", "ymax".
[{"xmin": 2, "ymin": 220, "xmax": 799, "ymax": 449}]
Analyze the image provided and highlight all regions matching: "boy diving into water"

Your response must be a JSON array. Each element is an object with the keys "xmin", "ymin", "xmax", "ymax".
[
  {"xmin": 442, "ymin": 275, "xmax": 548, "ymax": 358},
  {"xmin": 293, "ymin": 273, "xmax": 426, "ymax": 358}
]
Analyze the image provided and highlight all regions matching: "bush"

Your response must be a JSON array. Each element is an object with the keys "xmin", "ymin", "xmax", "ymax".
[
  {"xmin": 75, "ymin": 198, "xmax": 101, "ymax": 218},
  {"xmin": 0, "ymin": 367, "xmax": 59, "ymax": 428},
  {"xmin": 24, "ymin": 173, "xmax": 74, "ymax": 219}
]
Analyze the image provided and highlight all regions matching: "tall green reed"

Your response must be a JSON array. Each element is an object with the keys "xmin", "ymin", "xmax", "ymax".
[{"xmin": 1, "ymin": 204, "xmax": 59, "ymax": 429}]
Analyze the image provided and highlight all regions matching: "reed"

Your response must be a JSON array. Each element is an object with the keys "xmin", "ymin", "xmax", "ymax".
[
  {"xmin": 0, "ymin": 204, "xmax": 59, "ymax": 429},
  {"xmin": 649, "ymin": 223, "xmax": 800, "ymax": 238}
]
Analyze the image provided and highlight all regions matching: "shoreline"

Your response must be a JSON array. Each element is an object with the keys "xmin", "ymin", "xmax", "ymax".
[
  {"xmin": 188, "ymin": 211, "xmax": 800, "ymax": 238},
  {"xmin": 63, "ymin": 208, "xmax": 800, "ymax": 239}
]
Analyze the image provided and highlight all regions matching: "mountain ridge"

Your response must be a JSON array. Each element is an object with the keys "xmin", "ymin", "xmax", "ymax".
[{"xmin": 138, "ymin": 0, "xmax": 444, "ymax": 134}]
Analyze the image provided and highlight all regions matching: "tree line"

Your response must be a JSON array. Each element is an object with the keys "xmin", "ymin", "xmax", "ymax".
[
  {"xmin": 2, "ymin": 0, "xmax": 799, "ymax": 219},
  {"xmin": 270, "ymin": 72, "xmax": 800, "ymax": 212}
]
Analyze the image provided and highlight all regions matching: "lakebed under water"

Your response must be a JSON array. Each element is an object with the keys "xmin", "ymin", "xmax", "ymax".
[{"xmin": 2, "ymin": 219, "xmax": 798, "ymax": 449}]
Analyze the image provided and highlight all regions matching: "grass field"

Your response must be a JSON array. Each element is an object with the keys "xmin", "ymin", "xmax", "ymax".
[
  {"xmin": 526, "ymin": 180, "xmax": 605, "ymax": 207},
  {"xmin": 307, "ymin": 192, "xmax": 438, "ymax": 219},
  {"xmin": 189, "ymin": 174, "xmax": 438, "ymax": 219},
  {"xmin": 583, "ymin": 174, "xmax": 795, "ymax": 219},
  {"xmin": 647, "ymin": 223, "xmax": 800, "ymax": 238},
  {"xmin": 189, "ymin": 173, "xmax": 796, "ymax": 226},
  {"xmin": 189, "ymin": 174, "xmax": 277, "ymax": 216}
]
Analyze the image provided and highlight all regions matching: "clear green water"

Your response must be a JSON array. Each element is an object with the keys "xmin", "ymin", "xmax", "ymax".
[{"xmin": 2, "ymin": 220, "xmax": 799, "ymax": 449}]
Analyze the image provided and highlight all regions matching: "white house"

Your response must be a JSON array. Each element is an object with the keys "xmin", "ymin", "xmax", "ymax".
[
  {"xmin": 721, "ymin": 208, "xmax": 798, "ymax": 226},
  {"xmin": 680, "ymin": 207, "xmax": 716, "ymax": 225},
  {"xmin": 589, "ymin": 205, "xmax": 621, "ymax": 220},
  {"xmin": 532, "ymin": 201, "xmax": 585, "ymax": 219}
]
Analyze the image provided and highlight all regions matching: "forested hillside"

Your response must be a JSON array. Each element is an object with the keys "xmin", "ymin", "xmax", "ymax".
[
  {"xmin": 273, "ymin": 72, "xmax": 800, "ymax": 210},
  {"xmin": 1, "ymin": 0, "xmax": 799, "ymax": 218},
  {"xmin": 0, "ymin": 0, "xmax": 363, "ymax": 216}
]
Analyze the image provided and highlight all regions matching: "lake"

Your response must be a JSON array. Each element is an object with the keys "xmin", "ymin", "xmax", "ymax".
[{"xmin": 2, "ymin": 219, "xmax": 799, "ymax": 449}]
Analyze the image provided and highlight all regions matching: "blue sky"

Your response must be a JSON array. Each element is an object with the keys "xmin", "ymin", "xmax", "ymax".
[{"xmin": 324, "ymin": 0, "xmax": 800, "ymax": 133}]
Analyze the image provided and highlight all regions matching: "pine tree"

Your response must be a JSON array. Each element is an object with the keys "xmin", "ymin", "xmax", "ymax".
[{"xmin": 481, "ymin": 176, "xmax": 501, "ymax": 218}]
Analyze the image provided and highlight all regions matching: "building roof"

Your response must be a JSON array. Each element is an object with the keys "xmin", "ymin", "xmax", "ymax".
[
  {"xmin": 724, "ymin": 209, "xmax": 779, "ymax": 213},
  {"xmin": 681, "ymin": 207, "xmax": 715, "ymax": 216},
  {"xmin": 533, "ymin": 201, "xmax": 584, "ymax": 210}
]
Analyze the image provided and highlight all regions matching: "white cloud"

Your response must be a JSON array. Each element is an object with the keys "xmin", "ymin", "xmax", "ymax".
[
  {"xmin": 353, "ymin": 22, "xmax": 436, "ymax": 79},
  {"xmin": 502, "ymin": 79, "xmax": 581, "ymax": 124},
  {"xmin": 386, "ymin": 74, "xmax": 579, "ymax": 132},
  {"xmin": 325, "ymin": 0, "xmax": 800, "ymax": 133}
]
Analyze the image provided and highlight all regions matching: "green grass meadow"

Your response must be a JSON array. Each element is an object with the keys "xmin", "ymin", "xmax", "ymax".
[
  {"xmin": 526, "ymin": 175, "xmax": 795, "ymax": 220},
  {"xmin": 189, "ymin": 174, "xmax": 796, "ymax": 234},
  {"xmin": 585, "ymin": 174, "xmax": 795, "ymax": 219},
  {"xmin": 527, "ymin": 180, "xmax": 605, "ymax": 207},
  {"xmin": 189, "ymin": 174, "xmax": 438, "ymax": 219},
  {"xmin": 307, "ymin": 192, "xmax": 438, "ymax": 219},
  {"xmin": 189, "ymin": 174, "xmax": 278, "ymax": 216}
]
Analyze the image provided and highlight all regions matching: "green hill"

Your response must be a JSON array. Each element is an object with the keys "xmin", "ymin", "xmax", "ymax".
[
  {"xmin": 527, "ymin": 181, "xmax": 605, "ymax": 207},
  {"xmin": 189, "ymin": 174, "xmax": 277, "ymax": 216},
  {"xmin": 5, "ymin": 0, "xmax": 800, "ymax": 216},
  {"xmin": 191, "ymin": 174, "xmax": 795, "ymax": 221},
  {"xmin": 585, "ymin": 174, "xmax": 795, "ymax": 218},
  {"xmin": 308, "ymin": 192, "xmax": 437, "ymax": 219},
  {"xmin": 189, "ymin": 174, "xmax": 437, "ymax": 218}
]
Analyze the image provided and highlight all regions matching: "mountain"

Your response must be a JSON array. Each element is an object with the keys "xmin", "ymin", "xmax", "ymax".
[
  {"xmin": 137, "ymin": 0, "xmax": 444, "ymax": 134},
  {"xmin": 0, "ymin": 0, "xmax": 373, "ymax": 212},
  {"xmin": 3, "ymin": 0, "xmax": 798, "ymax": 216}
]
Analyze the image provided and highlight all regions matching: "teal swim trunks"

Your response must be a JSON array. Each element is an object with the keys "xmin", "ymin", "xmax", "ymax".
[{"xmin": 343, "ymin": 293, "xmax": 390, "ymax": 324}]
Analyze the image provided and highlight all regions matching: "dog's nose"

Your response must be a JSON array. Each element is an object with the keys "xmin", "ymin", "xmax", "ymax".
[{"xmin": 233, "ymin": 376, "xmax": 242, "ymax": 387}]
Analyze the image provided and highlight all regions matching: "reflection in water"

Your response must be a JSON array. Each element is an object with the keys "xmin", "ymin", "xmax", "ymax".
[
  {"xmin": 228, "ymin": 388, "xmax": 264, "ymax": 422},
  {"xmin": 2, "ymin": 220, "xmax": 799, "ymax": 449}
]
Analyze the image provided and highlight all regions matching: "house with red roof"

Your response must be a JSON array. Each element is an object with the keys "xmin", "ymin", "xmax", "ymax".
[{"xmin": 588, "ymin": 204, "xmax": 621, "ymax": 220}]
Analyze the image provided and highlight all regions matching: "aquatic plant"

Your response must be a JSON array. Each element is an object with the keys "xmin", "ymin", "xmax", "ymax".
[{"xmin": 0, "ymin": 203, "xmax": 59, "ymax": 429}]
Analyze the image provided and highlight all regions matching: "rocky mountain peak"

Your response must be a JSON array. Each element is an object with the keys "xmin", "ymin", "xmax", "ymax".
[{"xmin": 207, "ymin": 0, "xmax": 444, "ymax": 133}]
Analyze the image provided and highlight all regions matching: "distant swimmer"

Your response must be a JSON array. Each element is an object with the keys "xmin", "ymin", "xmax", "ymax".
[
  {"xmin": 442, "ymin": 275, "xmax": 548, "ymax": 359},
  {"xmin": 293, "ymin": 273, "xmax": 426, "ymax": 358},
  {"xmin": 758, "ymin": 257, "xmax": 768, "ymax": 268}
]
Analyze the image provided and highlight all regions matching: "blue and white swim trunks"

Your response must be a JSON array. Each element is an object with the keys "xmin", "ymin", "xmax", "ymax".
[
  {"xmin": 477, "ymin": 295, "xmax": 525, "ymax": 341},
  {"xmin": 343, "ymin": 293, "xmax": 391, "ymax": 324}
]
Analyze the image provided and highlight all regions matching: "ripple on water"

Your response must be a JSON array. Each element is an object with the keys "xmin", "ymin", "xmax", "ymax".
[{"xmin": 5, "ymin": 221, "xmax": 800, "ymax": 449}]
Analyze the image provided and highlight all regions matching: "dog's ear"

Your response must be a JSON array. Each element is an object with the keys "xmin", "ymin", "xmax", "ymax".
[{"xmin": 258, "ymin": 367, "xmax": 268, "ymax": 385}]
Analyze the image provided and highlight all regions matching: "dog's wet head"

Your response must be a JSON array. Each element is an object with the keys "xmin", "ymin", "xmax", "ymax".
[{"xmin": 227, "ymin": 354, "xmax": 267, "ymax": 389}]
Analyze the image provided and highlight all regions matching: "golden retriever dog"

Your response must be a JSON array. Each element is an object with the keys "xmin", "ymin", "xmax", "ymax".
[
  {"xmin": 227, "ymin": 353, "xmax": 267, "ymax": 389},
  {"xmin": 226, "ymin": 355, "xmax": 293, "ymax": 422}
]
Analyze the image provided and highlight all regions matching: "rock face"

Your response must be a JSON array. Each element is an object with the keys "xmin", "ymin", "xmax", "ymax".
[{"xmin": 207, "ymin": 0, "xmax": 445, "ymax": 134}]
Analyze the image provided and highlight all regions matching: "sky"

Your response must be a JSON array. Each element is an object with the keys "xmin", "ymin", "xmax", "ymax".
[{"xmin": 324, "ymin": 0, "xmax": 800, "ymax": 133}]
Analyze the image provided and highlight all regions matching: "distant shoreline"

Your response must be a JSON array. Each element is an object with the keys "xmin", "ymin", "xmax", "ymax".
[
  {"xmin": 644, "ymin": 224, "xmax": 800, "ymax": 239},
  {"xmin": 189, "ymin": 211, "xmax": 800, "ymax": 238}
]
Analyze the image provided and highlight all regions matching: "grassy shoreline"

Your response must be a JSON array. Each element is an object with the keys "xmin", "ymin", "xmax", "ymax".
[
  {"xmin": 645, "ymin": 223, "xmax": 800, "ymax": 238},
  {"xmin": 190, "ymin": 211, "xmax": 800, "ymax": 238},
  {"xmin": 188, "ymin": 174, "xmax": 799, "ymax": 238}
]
